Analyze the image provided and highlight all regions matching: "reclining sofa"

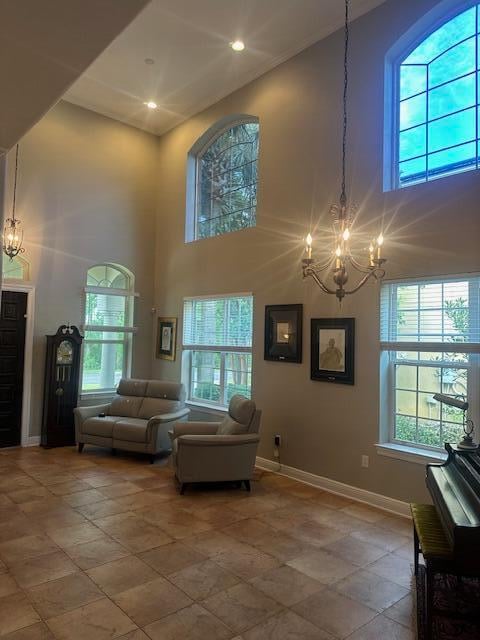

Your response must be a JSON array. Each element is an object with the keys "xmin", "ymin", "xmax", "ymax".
[{"xmin": 74, "ymin": 378, "xmax": 189, "ymax": 462}]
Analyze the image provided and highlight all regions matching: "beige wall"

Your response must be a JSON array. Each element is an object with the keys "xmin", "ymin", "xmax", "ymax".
[
  {"xmin": 3, "ymin": 101, "xmax": 158, "ymax": 437},
  {"xmin": 152, "ymin": 0, "xmax": 480, "ymax": 504}
]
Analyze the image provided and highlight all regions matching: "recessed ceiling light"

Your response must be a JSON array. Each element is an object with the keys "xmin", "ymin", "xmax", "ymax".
[
  {"xmin": 230, "ymin": 40, "xmax": 245, "ymax": 52},
  {"xmin": 144, "ymin": 101, "xmax": 157, "ymax": 109}
]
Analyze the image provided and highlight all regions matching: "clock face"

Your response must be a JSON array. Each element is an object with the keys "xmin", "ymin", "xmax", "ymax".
[{"xmin": 56, "ymin": 340, "xmax": 73, "ymax": 365}]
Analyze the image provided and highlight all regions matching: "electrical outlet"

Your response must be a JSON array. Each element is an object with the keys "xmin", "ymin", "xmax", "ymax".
[
  {"xmin": 274, "ymin": 434, "xmax": 281, "ymax": 447},
  {"xmin": 273, "ymin": 447, "xmax": 280, "ymax": 459},
  {"xmin": 361, "ymin": 455, "xmax": 369, "ymax": 468}
]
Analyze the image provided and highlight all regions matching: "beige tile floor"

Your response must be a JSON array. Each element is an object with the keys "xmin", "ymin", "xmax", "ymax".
[{"xmin": 0, "ymin": 446, "xmax": 416, "ymax": 639}]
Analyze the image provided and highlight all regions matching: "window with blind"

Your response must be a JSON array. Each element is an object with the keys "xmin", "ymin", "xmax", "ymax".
[
  {"xmin": 81, "ymin": 264, "xmax": 136, "ymax": 394},
  {"xmin": 188, "ymin": 118, "xmax": 259, "ymax": 241},
  {"xmin": 380, "ymin": 276, "xmax": 480, "ymax": 450},
  {"xmin": 182, "ymin": 294, "xmax": 253, "ymax": 408}
]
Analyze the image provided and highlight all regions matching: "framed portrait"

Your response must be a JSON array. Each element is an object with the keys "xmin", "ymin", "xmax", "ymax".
[
  {"xmin": 311, "ymin": 318, "xmax": 355, "ymax": 384},
  {"xmin": 156, "ymin": 317, "xmax": 177, "ymax": 361},
  {"xmin": 264, "ymin": 304, "xmax": 303, "ymax": 363}
]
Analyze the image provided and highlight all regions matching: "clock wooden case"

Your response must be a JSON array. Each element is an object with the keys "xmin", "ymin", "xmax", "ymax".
[{"xmin": 41, "ymin": 325, "xmax": 83, "ymax": 448}]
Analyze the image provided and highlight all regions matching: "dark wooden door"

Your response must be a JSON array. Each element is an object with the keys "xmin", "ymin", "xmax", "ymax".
[{"xmin": 0, "ymin": 290, "xmax": 27, "ymax": 447}]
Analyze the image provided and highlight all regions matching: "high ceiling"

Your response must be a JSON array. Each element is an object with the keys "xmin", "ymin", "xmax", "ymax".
[
  {"xmin": 0, "ymin": 0, "xmax": 148, "ymax": 153},
  {"xmin": 64, "ymin": 0, "xmax": 386, "ymax": 137}
]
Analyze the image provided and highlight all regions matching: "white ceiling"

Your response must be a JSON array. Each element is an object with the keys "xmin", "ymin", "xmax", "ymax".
[{"xmin": 64, "ymin": 0, "xmax": 386, "ymax": 137}]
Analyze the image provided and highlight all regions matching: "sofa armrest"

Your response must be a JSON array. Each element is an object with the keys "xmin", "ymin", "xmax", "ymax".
[
  {"xmin": 170, "ymin": 421, "xmax": 220, "ymax": 440},
  {"xmin": 74, "ymin": 404, "xmax": 110, "ymax": 422},
  {"xmin": 147, "ymin": 408, "xmax": 190, "ymax": 426},
  {"xmin": 177, "ymin": 433, "xmax": 260, "ymax": 447}
]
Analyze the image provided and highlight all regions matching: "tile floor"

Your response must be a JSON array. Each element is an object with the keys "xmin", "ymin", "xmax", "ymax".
[{"xmin": 0, "ymin": 446, "xmax": 415, "ymax": 639}]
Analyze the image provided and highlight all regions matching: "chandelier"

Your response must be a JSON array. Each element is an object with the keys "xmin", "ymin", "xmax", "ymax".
[
  {"xmin": 302, "ymin": 0, "xmax": 386, "ymax": 302},
  {"xmin": 3, "ymin": 144, "xmax": 25, "ymax": 261}
]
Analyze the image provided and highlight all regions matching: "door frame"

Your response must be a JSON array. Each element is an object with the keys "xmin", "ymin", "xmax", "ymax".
[{"xmin": 1, "ymin": 283, "xmax": 35, "ymax": 446}]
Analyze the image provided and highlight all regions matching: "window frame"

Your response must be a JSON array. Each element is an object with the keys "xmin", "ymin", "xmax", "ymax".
[
  {"xmin": 379, "ymin": 275, "xmax": 480, "ymax": 454},
  {"xmin": 185, "ymin": 116, "xmax": 259, "ymax": 243},
  {"xmin": 384, "ymin": 0, "xmax": 480, "ymax": 191},
  {"xmin": 181, "ymin": 293, "xmax": 253, "ymax": 410},
  {"xmin": 80, "ymin": 264, "xmax": 137, "ymax": 397}
]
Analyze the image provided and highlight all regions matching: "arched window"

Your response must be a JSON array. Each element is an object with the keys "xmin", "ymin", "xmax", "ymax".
[
  {"xmin": 82, "ymin": 264, "xmax": 136, "ymax": 395},
  {"xmin": 389, "ymin": 3, "xmax": 480, "ymax": 188},
  {"xmin": 186, "ymin": 116, "xmax": 259, "ymax": 241},
  {"xmin": 2, "ymin": 254, "xmax": 29, "ymax": 281}
]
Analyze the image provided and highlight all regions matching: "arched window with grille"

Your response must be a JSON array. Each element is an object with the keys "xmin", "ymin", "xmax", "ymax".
[
  {"xmin": 186, "ymin": 116, "xmax": 259, "ymax": 241},
  {"xmin": 386, "ymin": 2, "xmax": 480, "ymax": 189},
  {"xmin": 2, "ymin": 254, "xmax": 30, "ymax": 281},
  {"xmin": 81, "ymin": 264, "xmax": 136, "ymax": 394}
]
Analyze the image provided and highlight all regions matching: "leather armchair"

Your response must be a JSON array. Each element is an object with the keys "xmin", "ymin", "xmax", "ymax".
[{"xmin": 170, "ymin": 395, "xmax": 261, "ymax": 494}]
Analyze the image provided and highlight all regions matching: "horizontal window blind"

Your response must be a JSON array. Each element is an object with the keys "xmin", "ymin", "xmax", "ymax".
[
  {"xmin": 183, "ymin": 295, "xmax": 253, "ymax": 348},
  {"xmin": 380, "ymin": 276, "xmax": 480, "ymax": 347}
]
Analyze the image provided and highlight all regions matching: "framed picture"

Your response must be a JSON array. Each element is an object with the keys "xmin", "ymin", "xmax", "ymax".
[
  {"xmin": 156, "ymin": 317, "xmax": 177, "ymax": 361},
  {"xmin": 311, "ymin": 318, "xmax": 355, "ymax": 384},
  {"xmin": 264, "ymin": 304, "xmax": 303, "ymax": 363}
]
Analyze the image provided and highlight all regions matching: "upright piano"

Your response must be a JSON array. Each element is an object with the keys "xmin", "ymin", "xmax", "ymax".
[{"xmin": 426, "ymin": 443, "xmax": 480, "ymax": 573}]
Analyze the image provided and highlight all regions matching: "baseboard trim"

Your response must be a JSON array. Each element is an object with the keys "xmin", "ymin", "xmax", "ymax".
[{"xmin": 256, "ymin": 456, "xmax": 411, "ymax": 518}]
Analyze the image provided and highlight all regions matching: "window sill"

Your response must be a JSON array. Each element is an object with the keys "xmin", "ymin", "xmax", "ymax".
[
  {"xmin": 375, "ymin": 443, "xmax": 447, "ymax": 465},
  {"xmin": 186, "ymin": 401, "xmax": 228, "ymax": 417},
  {"xmin": 79, "ymin": 391, "xmax": 116, "ymax": 402}
]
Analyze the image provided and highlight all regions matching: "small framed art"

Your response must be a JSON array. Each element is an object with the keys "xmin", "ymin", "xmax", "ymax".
[
  {"xmin": 264, "ymin": 304, "xmax": 303, "ymax": 363},
  {"xmin": 156, "ymin": 317, "xmax": 177, "ymax": 361},
  {"xmin": 311, "ymin": 317, "xmax": 355, "ymax": 384}
]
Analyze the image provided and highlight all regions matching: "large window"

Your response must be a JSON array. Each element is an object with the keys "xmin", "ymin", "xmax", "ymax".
[
  {"xmin": 81, "ymin": 264, "xmax": 136, "ymax": 394},
  {"xmin": 182, "ymin": 295, "xmax": 253, "ymax": 408},
  {"xmin": 394, "ymin": 4, "xmax": 480, "ymax": 188},
  {"xmin": 380, "ymin": 276, "xmax": 480, "ymax": 451},
  {"xmin": 188, "ymin": 118, "xmax": 259, "ymax": 241}
]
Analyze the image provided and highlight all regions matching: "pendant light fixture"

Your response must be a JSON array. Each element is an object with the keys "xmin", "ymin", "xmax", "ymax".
[
  {"xmin": 3, "ymin": 144, "xmax": 25, "ymax": 261},
  {"xmin": 302, "ymin": 0, "xmax": 386, "ymax": 302}
]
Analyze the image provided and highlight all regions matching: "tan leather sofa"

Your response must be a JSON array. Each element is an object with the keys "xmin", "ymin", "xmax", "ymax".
[
  {"xmin": 74, "ymin": 378, "xmax": 189, "ymax": 462},
  {"xmin": 170, "ymin": 395, "xmax": 261, "ymax": 493}
]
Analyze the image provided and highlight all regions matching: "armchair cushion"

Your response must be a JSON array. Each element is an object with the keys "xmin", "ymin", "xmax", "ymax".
[{"xmin": 229, "ymin": 395, "xmax": 255, "ymax": 425}]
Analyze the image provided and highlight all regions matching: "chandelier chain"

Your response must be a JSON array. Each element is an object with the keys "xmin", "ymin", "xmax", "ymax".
[
  {"xmin": 340, "ymin": 0, "xmax": 349, "ymax": 208},
  {"xmin": 12, "ymin": 144, "xmax": 19, "ymax": 221}
]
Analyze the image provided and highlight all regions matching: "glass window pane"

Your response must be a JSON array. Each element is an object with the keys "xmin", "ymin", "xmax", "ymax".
[
  {"xmin": 395, "ymin": 415, "xmax": 417, "ymax": 442},
  {"xmin": 397, "ymin": 310, "xmax": 418, "ymax": 337},
  {"xmin": 225, "ymin": 352, "xmax": 252, "ymax": 401},
  {"xmin": 395, "ymin": 364, "xmax": 417, "ymax": 390},
  {"xmin": 396, "ymin": 390, "xmax": 416, "ymax": 415},
  {"xmin": 190, "ymin": 351, "xmax": 222, "ymax": 403},
  {"xmin": 400, "ymin": 94, "xmax": 426, "ymax": 130},
  {"xmin": 404, "ymin": 7, "xmax": 476, "ymax": 64},
  {"xmin": 420, "ymin": 283, "xmax": 442, "ymax": 309},
  {"xmin": 443, "ymin": 421, "xmax": 465, "ymax": 443},
  {"xmin": 418, "ymin": 366, "xmax": 441, "ymax": 393},
  {"xmin": 82, "ymin": 342, "xmax": 124, "ymax": 391},
  {"xmin": 196, "ymin": 122, "xmax": 259, "ymax": 239},
  {"xmin": 2, "ymin": 254, "xmax": 26, "ymax": 280},
  {"xmin": 398, "ymin": 156, "xmax": 426, "ymax": 186},
  {"xmin": 429, "ymin": 74, "xmax": 476, "ymax": 121},
  {"xmin": 400, "ymin": 65, "xmax": 427, "ymax": 100},
  {"xmin": 417, "ymin": 419, "xmax": 442, "ymax": 448},
  {"xmin": 428, "ymin": 107, "xmax": 476, "ymax": 153},
  {"xmin": 428, "ymin": 141, "xmax": 477, "ymax": 179},
  {"xmin": 84, "ymin": 330, "xmax": 126, "ymax": 342},
  {"xmin": 399, "ymin": 125, "xmax": 426, "ymax": 162},
  {"xmin": 429, "ymin": 37, "xmax": 476, "ymax": 88},
  {"xmin": 418, "ymin": 392, "xmax": 440, "ymax": 419},
  {"xmin": 87, "ymin": 265, "xmax": 128, "ymax": 289},
  {"xmin": 86, "ymin": 293, "xmax": 127, "ymax": 327}
]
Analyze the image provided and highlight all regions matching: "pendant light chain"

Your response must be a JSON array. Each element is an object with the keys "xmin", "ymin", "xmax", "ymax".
[
  {"xmin": 340, "ymin": 0, "xmax": 349, "ymax": 209},
  {"xmin": 12, "ymin": 144, "xmax": 19, "ymax": 221}
]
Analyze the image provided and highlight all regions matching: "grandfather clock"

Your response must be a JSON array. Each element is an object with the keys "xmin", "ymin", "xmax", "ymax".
[{"xmin": 41, "ymin": 325, "xmax": 83, "ymax": 448}]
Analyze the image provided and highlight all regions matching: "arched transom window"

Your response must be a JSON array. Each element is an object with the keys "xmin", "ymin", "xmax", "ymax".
[
  {"xmin": 82, "ymin": 264, "xmax": 136, "ymax": 394},
  {"xmin": 2, "ymin": 254, "xmax": 29, "ymax": 281},
  {"xmin": 395, "ymin": 5, "xmax": 480, "ymax": 188},
  {"xmin": 188, "ymin": 118, "xmax": 259, "ymax": 241}
]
